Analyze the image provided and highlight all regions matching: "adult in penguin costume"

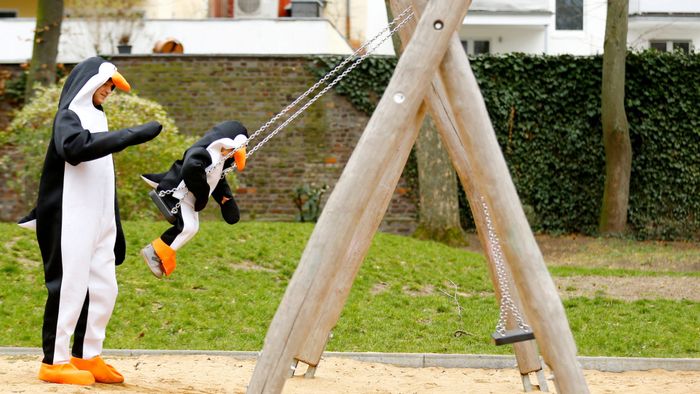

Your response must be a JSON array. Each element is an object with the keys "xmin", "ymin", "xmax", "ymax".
[
  {"xmin": 18, "ymin": 57, "xmax": 162, "ymax": 385},
  {"xmin": 140, "ymin": 120, "xmax": 248, "ymax": 278}
]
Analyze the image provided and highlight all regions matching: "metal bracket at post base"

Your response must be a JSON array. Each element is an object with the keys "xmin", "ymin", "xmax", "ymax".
[
  {"xmin": 289, "ymin": 359, "xmax": 318, "ymax": 379},
  {"xmin": 522, "ymin": 369, "xmax": 550, "ymax": 392},
  {"xmin": 491, "ymin": 329, "xmax": 550, "ymax": 392},
  {"xmin": 304, "ymin": 365, "xmax": 317, "ymax": 378}
]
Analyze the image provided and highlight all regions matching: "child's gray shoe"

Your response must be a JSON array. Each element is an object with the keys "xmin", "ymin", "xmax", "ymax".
[{"xmin": 141, "ymin": 244, "xmax": 164, "ymax": 278}]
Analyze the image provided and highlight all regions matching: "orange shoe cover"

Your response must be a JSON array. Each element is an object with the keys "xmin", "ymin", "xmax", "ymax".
[
  {"xmin": 70, "ymin": 356, "xmax": 124, "ymax": 384},
  {"xmin": 152, "ymin": 238, "xmax": 177, "ymax": 276},
  {"xmin": 38, "ymin": 362, "xmax": 95, "ymax": 385}
]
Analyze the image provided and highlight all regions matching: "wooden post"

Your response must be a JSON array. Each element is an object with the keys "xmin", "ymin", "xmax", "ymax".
[
  {"xmin": 294, "ymin": 102, "xmax": 429, "ymax": 368},
  {"xmin": 291, "ymin": 2, "xmax": 540, "ymax": 380},
  {"xmin": 246, "ymin": 1, "xmax": 472, "ymax": 392},
  {"xmin": 389, "ymin": 0, "xmax": 544, "ymax": 379},
  {"xmin": 430, "ymin": 14, "xmax": 590, "ymax": 394}
]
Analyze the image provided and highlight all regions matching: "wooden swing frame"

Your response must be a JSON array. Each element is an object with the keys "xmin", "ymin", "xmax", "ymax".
[{"xmin": 246, "ymin": 1, "xmax": 590, "ymax": 393}]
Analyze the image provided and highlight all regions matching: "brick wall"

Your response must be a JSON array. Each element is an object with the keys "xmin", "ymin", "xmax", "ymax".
[
  {"xmin": 0, "ymin": 64, "xmax": 23, "ymax": 132},
  {"xmin": 0, "ymin": 65, "xmax": 24, "ymax": 221},
  {"xmin": 0, "ymin": 55, "xmax": 417, "ymax": 234}
]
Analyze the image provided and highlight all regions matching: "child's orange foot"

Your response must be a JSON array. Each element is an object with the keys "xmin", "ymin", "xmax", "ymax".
[
  {"xmin": 38, "ymin": 362, "xmax": 95, "ymax": 385},
  {"xmin": 152, "ymin": 238, "xmax": 177, "ymax": 276},
  {"xmin": 70, "ymin": 356, "xmax": 124, "ymax": 383}
]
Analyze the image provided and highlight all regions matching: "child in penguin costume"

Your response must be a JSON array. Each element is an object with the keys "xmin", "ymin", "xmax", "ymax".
[
  {"xmin": 18, "ymin": 57, "xmax": 162, "ymax": 385},
  {"xmin": 140, "ymin": 120, "xmax": 248, "ymax": 278}
]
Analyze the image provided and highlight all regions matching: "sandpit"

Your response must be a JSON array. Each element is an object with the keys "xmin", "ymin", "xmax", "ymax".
[{"xmin": 1, "ymin": 354, "xmax": 698, "ymax": 393}]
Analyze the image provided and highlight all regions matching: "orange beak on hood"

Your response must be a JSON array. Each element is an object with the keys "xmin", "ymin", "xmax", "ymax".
[
  {"xmin": 234, "ymin": 146, "xmax": 247, "ymax": 172},
  {"xmin": 112, "ymin": 71, "xmax": 131, "ymax": 92}
]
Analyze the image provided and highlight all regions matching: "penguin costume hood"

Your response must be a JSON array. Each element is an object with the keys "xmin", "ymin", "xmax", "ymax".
[
  {"xmin": 17, "ymin": 56, "xmax": 161, "ymax": 368},
  {"xmin": 57, "ymin": 57, "xmax": 131, "ymax": 111},
  {"xmin": 143, "ymin": 120, "xmax": 248, "ymax": 215}
]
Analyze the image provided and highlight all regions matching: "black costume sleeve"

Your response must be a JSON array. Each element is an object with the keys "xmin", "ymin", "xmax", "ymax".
[
  {"xmin": 181, "ymin": 147, "xmax": 212, "ymax": 211},
  {"xmin": 211, "ymin": 179, "xmax": 240, "ymax": 224},
  {"xmin": 54, "ymin": 109, "xmax": 162, "ymax": 166}
]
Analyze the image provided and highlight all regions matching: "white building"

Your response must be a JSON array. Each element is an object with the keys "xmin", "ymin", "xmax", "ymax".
[
  {"xmin": 627, "ymin": 0, "xmax": 700, "ymax": 53},
  {"xmin": 0, "ymin": 0, "xmax": 698, "ymax": 63},
  {"xmin": 462, "ymin": 0, "xmax": 699, "ymax": 55}
]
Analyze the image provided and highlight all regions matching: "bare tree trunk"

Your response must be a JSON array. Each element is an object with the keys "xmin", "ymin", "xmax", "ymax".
[
  {"xmin": 414, "ymin": 117, "xmax": 466, "ymax": 245},
  {"xmin": 384, "ymin": 0, "xmax": 403, "ymax": 55},
  {"xmin": 386, "ymin": 1, "xmax": 465, "ymax": 245},
  {"xmin": 599, "ymin": 0, "xmax": 631, "ymax": 235},
  {"xmin": 25, "ymin": 0, "xmax": 64, "ymax": 100}
]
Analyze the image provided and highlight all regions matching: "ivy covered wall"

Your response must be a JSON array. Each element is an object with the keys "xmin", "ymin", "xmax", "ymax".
[{"xmin": 312, "ymin": 52, "xmax": 700, "ymax": 240}]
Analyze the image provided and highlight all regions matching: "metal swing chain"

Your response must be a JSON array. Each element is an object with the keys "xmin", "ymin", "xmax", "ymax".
[
  {"xmin": 157, "ymin": 6, "xmax": 415, "ymax": 215},
  {"xmin": 245, "ymin": 5, "xmax": 416, "ymax": 145},
  {"xmin": 231, "ymin": 5, "xmax": 415, "ymax": 167},
  {"xmin": 157, "ymin": 161, "xmax": 227, "ymax": 215},
  {"xmin": 480, "ymin": 196, "xmax": 531, "ymax": 336}
]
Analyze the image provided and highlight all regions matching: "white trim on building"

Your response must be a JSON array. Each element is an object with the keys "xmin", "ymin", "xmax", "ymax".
[
  {"xmin": 628, "ymin": 0, "xmax": 700, "ymax": 53},
  {"xmin": 1, "ymin": 18, "xmax": 355, "ymax": 64},
  {"xmin": 2, "ymin": 0, "xmax": 699, "ymax": 64}
]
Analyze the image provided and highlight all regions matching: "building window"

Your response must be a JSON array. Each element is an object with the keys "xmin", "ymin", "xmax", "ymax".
[
  {"xmin": 474, "ymin": 40, "xmax": 490, "ymax": 55},
  {"xmin": 650, "ymin": 40, "xmax": 692, "ymax": 53},
  {"xmin": 0, "ymin": 10, "xmax": 18, "ymax": 18},
  {"xmin": 556, "ymin": 0, "xmax": 583, "ymax": 30},
  {"xmin": 461, "ymin": 39, "xmax": 490, "ymax": 55},
  {"xmin": 290, "ymin": 0, "xmax": 323, "ymax": 17},
  {"xmin": 649, "ymin": 41, "xmax": 667, "ymax": 52}
]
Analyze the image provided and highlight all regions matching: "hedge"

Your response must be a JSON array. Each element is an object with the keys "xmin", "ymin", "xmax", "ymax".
[{"xmin": 311, "ymin": 51, "xmax": 700, "ymax": 240}]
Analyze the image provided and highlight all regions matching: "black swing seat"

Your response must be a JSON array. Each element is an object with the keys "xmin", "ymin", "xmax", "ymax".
[
  {"xmin": 149, "ymin": 190, "xmax": 177, "ymax": 224},
  {"xmin": 491, "ymin": 328, "xmax": 535, "ymax": 346}
]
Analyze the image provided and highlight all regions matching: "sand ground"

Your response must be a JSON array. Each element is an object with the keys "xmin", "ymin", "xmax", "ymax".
[{"xmin": 1, "ymin": 354, "xmax": 698, "ymax": 393}]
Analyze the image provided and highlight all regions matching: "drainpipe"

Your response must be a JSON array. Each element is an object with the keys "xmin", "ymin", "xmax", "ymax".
[{"xmin": 346, "ymin": 0, "xmax": 351, "ymax": 42}]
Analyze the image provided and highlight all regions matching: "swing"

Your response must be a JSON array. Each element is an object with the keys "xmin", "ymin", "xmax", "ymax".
[
  {"xmin": 492, "ymin": 328, "xmax": 536, "ymax": 346},
  {"xmin": 147, "ymin": 6, "xmax": 414, "ymax": 222},
  {"xmin": 480, "ymin": 196, "xmax": 536, "ymax": 347},
  {"xmin": 478, "ymin": 196, "xmax": 549, "ymax": 390},
  {"xmin": 149, "ymin": 190, "xmax": 176, "ymax": 224}
]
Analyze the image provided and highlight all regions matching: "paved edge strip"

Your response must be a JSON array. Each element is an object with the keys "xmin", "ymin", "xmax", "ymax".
[{"xmin": 1, "ymin": 347, "xmax": 698, "ymax": 372}]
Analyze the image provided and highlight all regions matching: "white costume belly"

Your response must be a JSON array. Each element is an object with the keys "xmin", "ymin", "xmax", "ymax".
[{"xmin": 52, "ymin": 93, "xmax": 119, "ymax": 364}]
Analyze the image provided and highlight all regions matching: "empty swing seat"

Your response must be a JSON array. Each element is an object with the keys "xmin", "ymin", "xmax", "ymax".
[{"xmin": 491, "ymin": 328, "xmax": 535, "ymax": 346}]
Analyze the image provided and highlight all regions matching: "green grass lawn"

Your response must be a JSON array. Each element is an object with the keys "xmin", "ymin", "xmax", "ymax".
[{"xmin": 1, "ymin": 221, "xmax": 698, "ymax": 358}]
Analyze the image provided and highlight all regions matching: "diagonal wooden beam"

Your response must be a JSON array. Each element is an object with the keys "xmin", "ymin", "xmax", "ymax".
[
  {"xmin": 289, "ymin": 3, "xmax": 544, "ymax": 381},
  {"xmin": 406, "ymin": 0, "xmax": 590, "ymax": 391},
  {"xmin": 246, "ymin": 1, "xmax": 472, "ymax": 393},
  {"xmin": 293, "ymin": 102, "xmax": 429, "ymax": 371},
  {"xmin": 389, "ymin": 0, "xmax": 545, "ymax": 381}
]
